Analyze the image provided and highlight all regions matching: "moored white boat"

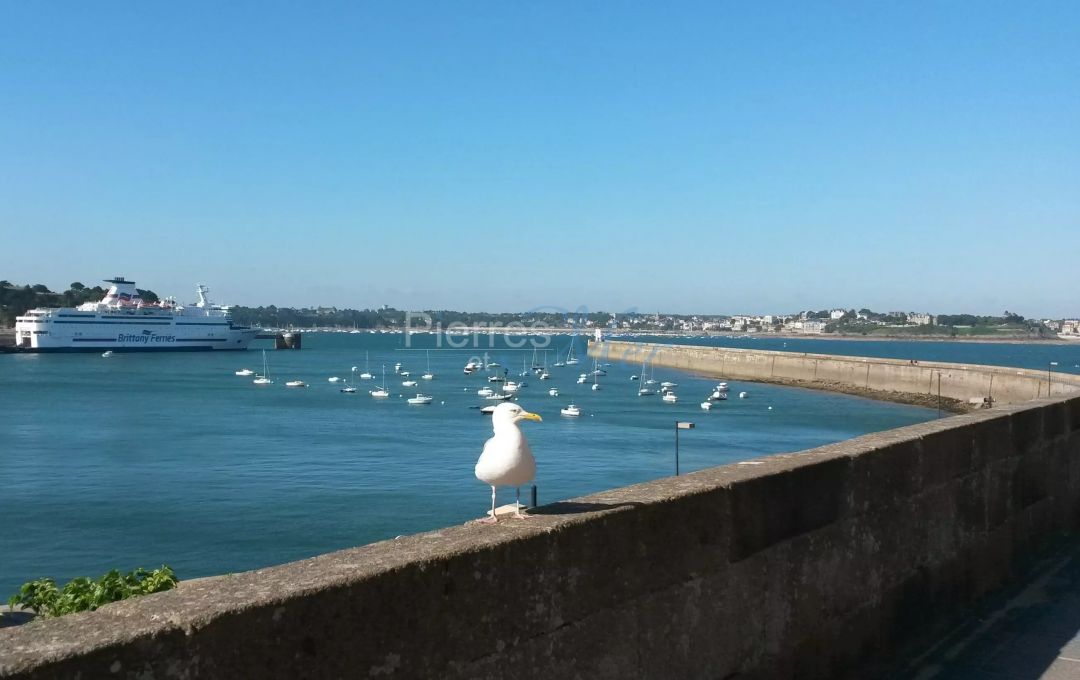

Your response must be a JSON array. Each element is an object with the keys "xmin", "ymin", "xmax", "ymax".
[
  {"xmin": 253, "ymin": 350, "xmax": 272, "ymax": 385},
  {"xmin": 548, "ymin": 388, "xmax": 559, "ymax": 396},
  {"xmin": 560, "ymin": 404, "xmax": 581, "ymax": 417},
  {"xmin": 662, "ymin": 393, "xmax": 678, "ymax": 403},
  {"xmin": 407, "ymin": 394, "xmax": 434, "ymax": 405},
  {"xmin": 565, "ymin": 342, "xmax": 579, "ymax": 365},
  {"xmin": 700, "ymin": 401, "xmax": 713, "ymax": 410},
  {"xmin": 285, "ymin": 380, "xmax": 307, "ymax": 388},
  {"xmin": 421, "ymin": 350, "xmax": 434, "ymax": 380},
  {"xmin": 235, "ymin": 368, "xmax": 254, "ymax": 376},
  {"xmin": 402, "ymin": 379, "xmax": 418, "ymax": 387},
  {"xmin": 370, "ymin": 366, "xmax": 390, "ymax": 398}
]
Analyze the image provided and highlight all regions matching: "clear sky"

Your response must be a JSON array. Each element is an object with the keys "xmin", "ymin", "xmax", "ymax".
[{"xmin": 1, "ymin": 2, "xmax": 1077, "ymax": 317}]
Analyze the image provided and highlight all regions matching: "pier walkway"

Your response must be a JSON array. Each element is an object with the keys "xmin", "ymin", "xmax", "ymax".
[{"xmin": 879, "ymin": 539, "xmax": 1080, "ymax": 679}]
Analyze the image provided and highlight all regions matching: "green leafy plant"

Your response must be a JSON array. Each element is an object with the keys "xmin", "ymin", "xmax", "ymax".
[{"xmin": 8, "ymin": 566, "xmax": 178, "ymax": 618}]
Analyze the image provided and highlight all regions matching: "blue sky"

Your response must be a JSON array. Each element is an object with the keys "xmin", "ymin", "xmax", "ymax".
[{"xmin": 1, "ymin": 2, "xmax": 1077, "ymax": 316}]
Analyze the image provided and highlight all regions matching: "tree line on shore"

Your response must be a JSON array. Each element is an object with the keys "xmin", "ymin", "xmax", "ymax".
[
  {"xmin": 0, "ymin": 281, "xmax": 158, "ymax": 327},
  {"xmin": 0, "ymin": 279, "xmax": 1055, "ymax": 334}
]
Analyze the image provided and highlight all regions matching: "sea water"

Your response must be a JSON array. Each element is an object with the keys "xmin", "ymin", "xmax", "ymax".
[{"xmin": 7, "ymin": 333, "xmax": 1070, "ymax": 595}]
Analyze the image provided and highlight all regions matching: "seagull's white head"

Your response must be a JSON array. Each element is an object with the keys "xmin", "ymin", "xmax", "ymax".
[{"xmin": 492, "ymin": 402, "xmax": 542, "ymax": 430}]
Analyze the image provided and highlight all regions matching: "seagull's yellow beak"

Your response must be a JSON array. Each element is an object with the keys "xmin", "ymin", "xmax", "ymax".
[{"xmin": 518, "ymin": 411, "xmax": 542, "ymax": 422}]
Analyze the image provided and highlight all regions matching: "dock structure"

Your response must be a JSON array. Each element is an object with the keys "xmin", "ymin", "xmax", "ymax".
[{"xmin": 273, "ymin": 331, "xmax": 301, "ymax": 349}]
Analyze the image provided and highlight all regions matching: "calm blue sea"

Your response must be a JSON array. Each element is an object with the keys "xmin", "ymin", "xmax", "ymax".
[{"xmin": 3, "ymin": 333, "xmax": 1074, "ymax": 595}]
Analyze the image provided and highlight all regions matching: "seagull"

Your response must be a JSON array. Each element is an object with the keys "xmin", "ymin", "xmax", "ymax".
[{"xmin": 474, "ymin": 402, "xmax": 542, "ymax": 523}]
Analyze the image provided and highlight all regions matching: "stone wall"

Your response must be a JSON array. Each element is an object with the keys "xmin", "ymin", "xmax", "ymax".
[
  {"xmin": 590, "ymin": 340, "xmax": 1080, "ymax": 406},
  {"xmin": 3, "ymin": 392, "xmax": 1080, "ymax": 679}
]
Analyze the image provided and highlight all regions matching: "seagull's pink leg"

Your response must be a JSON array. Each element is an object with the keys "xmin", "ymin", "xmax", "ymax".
[
  {"xmin": 477, "ymin": 485, "xmax": 498, "ymax": 524},
  {"xmin": 513, "ymin": 487, "xmax": 531, "ymax": 520}
]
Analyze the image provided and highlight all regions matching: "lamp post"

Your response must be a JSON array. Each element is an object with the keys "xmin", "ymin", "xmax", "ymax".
[
  {"xmin": 1048, "ymin": 361, "xmax": 1059, "ymax": 397},
  {"xmin": 936, "ymin": 371, "xmax": 942, "ymax": 419},
  {"xmin": 675, "ymin": 421, "xmax": 694, "ymax": 476}
]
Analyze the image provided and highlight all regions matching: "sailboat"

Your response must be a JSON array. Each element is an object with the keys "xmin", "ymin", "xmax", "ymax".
[
  {"xmin": 421, "ymin": 350, "xmax": 434, "ymax": 380},
  {"xmin": 637, "ymin": 361, "xmax": 655, "ymax": 395},
  {"xmin": 340, "ymin": 367, "xmax": 358, "ymax": 393},
  {"xmin": 552, "ymin": 343, "xmax": 566, "ymax": 367},
  {"xmin": 565, "ymin": 339, "xmax": 579, "ymax": 365},
  {"xmin": 360, "ymin": 351, "xmax": 374, "ymax": 380},
  {"xmin": 591, "ymin": 360, "xmax": 601, "ymax": 391},
  {"xmin": 253, "ymin": 350, "xmax": 273, "ymax": 385},
  {"xmin": 644, "ymin": 362, "xmax": 657, "ymax": 385},
  {"xmin": 539, "ymin": 351, "xmax": 550, "ymax": 380},
  {"xmin": 369, "ymin": 366, "xmax": 390, "ymax": 398}
]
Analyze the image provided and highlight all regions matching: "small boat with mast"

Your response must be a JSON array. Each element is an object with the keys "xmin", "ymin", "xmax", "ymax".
[
  {"xmin": 253, "ymin": 350, "xmax": 273, "ymax": 385},
  {"xmin": 370, "ymin": 366, "xmax": 390, "ymax": 398}
]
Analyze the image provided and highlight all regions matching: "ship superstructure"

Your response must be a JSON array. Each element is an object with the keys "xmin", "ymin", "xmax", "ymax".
[{"xmin": 14, "ymin": 277, "xmax": 258, "ymax": 352}]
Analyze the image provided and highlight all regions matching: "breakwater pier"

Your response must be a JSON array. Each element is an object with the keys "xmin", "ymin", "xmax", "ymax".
[
  {"xmin": 590, "ymin": 339, "xmax": 1080, "ymax": 409},
  {"xmin": 2, "ymin": 344, "xmax": 1080, "ymax": 678}
]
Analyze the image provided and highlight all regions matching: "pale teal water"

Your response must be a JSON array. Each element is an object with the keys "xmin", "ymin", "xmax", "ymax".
[{"xmin": 5, "ymin": 332, "xmax": 1040, "ymax": 596}]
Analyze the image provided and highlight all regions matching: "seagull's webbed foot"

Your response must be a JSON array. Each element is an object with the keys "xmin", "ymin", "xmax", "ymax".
[
  {"xmin": 512, "ymin": 510, "xmax": 531, "ymax": 520},
  {"xmin": 476, "ymin": 515, "xmax": 498, "ymax": 525}
]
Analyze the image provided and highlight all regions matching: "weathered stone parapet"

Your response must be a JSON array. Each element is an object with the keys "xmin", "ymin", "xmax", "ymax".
[{"xmin": 4, "ymin": 393, "xmax": 1080, "ymax": 679}]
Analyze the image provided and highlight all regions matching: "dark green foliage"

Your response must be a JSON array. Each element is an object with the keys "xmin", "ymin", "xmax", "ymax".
[
  {"xmin": 0, "ymin": 281, "xmax": 157, "ymax": 326},
  {"xmin": 8, "ymin": 566, "xmax": 178, "ymax": 618},
  {"xmin": 229, "ymin": 305, "xmax": 616, "ymax": 330}
]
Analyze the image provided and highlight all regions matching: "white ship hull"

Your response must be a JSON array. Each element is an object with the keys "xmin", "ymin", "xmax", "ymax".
[
  {"xmin": 13, "ymin": 277, "xmax": 258, "ymax": 352},
  {"xmin": 15, "ymin": 316, "xmax": 257, "ymax": 352}
]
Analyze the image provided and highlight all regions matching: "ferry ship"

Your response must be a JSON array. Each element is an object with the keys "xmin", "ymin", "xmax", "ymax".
[{"xmin": 14, "ymin": 277, "xmax": 259, "ymax": 352}]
